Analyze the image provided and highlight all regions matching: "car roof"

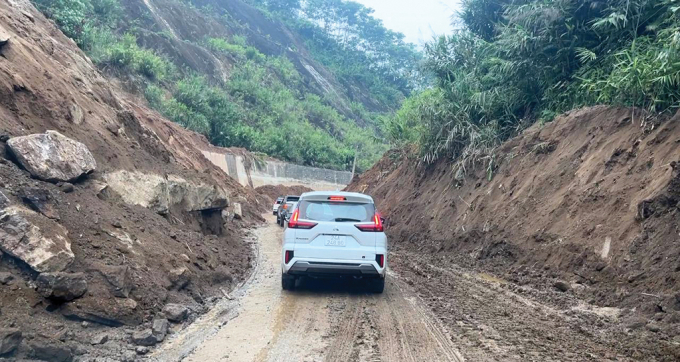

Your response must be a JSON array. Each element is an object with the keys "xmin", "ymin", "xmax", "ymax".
[{"xmin": 300, "ymin": 191, "xmax": 374, "ymax": 203}]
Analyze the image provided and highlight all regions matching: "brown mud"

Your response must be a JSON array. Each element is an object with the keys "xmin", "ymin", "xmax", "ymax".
[{"xmin": 348, "ymin": 106, "xmax": 680, "ymax": 360}]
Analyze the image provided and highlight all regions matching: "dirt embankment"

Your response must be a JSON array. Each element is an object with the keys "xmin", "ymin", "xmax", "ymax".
[
  {"xmin": 348, "ymin": 107, "xmax": 680, "ymax": 350},
  {"xmin": 0, "ymin": 1, "xmax": 266, "ymax": 360}
]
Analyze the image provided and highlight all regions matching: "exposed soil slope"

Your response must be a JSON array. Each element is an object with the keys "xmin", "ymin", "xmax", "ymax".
[
  {"xmin": 0, "ymin": 0, "xmax": 266, "ymax": 360},
  {"xmin": 348, "ymin": 106, "xmax": 680, "ymax": 356}
]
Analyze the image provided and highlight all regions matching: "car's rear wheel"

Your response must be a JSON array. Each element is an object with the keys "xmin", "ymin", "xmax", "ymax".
[
  {"xmin": 369, "ymin": 278, "xmax": 385, "ymax": 294},
  {"xmin": 282, "ymin": 274, "xmax": 296, "ymax": 290}
]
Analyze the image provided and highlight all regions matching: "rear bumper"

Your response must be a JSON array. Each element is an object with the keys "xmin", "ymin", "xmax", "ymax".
[
  {"xmin": 284, "ymin": 258, "xmax": 385, "ymax": 279},
  {"xmin": 289, "ymin": 261, "xmax": 380, "ymax": 277}
]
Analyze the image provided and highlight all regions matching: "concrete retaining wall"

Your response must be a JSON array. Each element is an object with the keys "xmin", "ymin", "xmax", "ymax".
[{"xmin": 202, "ymin": 150, "xmax": 352, "ymax": 191}]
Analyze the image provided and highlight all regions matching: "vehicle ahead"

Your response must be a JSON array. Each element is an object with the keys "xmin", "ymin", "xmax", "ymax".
[
  {"xmin": 281, "ymin": 191, "xmax": 387, "ymax": 293},
  {"xmin": 273, "ymin": 197, "xmax": 283, "ymax": 215},
  {"xmin": 276, "ymin": 195, "xmax": 300, "ymax": 225},
  {"xmin": 280, "ymin": 201, "xmax": 298, "ymax": 227}
]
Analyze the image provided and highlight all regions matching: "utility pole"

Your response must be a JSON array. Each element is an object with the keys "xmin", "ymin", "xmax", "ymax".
[{"xmin": 351, "ymin": 145, "xmax": 358, "ymax": 180}]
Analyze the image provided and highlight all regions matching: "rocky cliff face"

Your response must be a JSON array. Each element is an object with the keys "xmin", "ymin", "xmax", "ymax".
[{"xmin": 0, "ymin": 0, "xmax": 267, "ymax": 360}]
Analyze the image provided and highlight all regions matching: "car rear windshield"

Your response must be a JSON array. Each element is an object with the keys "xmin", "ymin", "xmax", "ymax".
[
  {"xmin": 298, "ymin": 200, "xmax": 374, "ymax": 222},
  {"xmin": 286, "ymin": 196, "xmax": 300, "ymax": 201}
]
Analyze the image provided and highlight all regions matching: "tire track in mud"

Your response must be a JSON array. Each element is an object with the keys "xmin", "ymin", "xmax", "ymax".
[{"xmin": 154, "ymin": 215, "xmax": 464, "ymax": 362}]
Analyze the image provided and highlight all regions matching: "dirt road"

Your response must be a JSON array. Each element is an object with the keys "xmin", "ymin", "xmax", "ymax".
[
  {"xmin": 153, "ymin": 215, "xmax": 464, "ymax": 362},
  {"xmin": 152, "ymin": 215, "xmax": 676, "ymax": 362}
]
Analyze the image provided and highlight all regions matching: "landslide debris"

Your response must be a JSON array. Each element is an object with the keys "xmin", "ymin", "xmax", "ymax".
[
  {"xmin": 0, "ymin": 0, "xmax": 266, "ymax": 360},
  {"xmin": 7, "ymin": 130, "xmax": 97, "ymax": 182},
  {"xmin": 349, "ymin": 106, "xmax": 680, "ymax": 359}
]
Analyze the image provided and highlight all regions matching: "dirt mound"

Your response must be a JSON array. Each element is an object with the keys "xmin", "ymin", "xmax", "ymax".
[
  {"xmin": 256, "ymin": 185, "xmax": 313, "ymax": 203},
  {"xmin": 0, "ymin": 1, "xmax": 265, "ymax": 360},
  {"xmin": 349, "ymin": 106, "xmax": 680, "ymax": 341}
]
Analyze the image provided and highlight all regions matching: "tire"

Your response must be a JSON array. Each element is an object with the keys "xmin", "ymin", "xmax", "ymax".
[
  {"xmin": 369, "ymin": 278, "xmax": 385, "ymax": 294},
  {"xmin": 282, "ymin": 274, "xmax": 296, "ymax": 291}
]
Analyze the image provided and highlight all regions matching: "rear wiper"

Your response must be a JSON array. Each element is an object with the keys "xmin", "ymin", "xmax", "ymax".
[{"xmin": 334, "ymin": 218, "xmax": 361, "ymax": 222}]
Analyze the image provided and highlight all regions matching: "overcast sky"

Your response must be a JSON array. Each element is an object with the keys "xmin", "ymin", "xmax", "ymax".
[{"xmin": 352, "ymin": 0, "xmax": 460, "ymax": 46}]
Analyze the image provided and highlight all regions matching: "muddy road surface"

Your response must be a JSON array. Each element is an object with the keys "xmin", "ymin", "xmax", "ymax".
[
  {"xmin": 152, "ymin": 215, "xmax": 674, "ymax": 362},
  {"xmin": 153, "ymin": 215, "xmax": 464, "ymax": 362}
]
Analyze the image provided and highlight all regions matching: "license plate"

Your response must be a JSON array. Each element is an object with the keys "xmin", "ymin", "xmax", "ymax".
[{"xmin": 324, "ymin": 235, "xmax": 346, "ymax": 247}]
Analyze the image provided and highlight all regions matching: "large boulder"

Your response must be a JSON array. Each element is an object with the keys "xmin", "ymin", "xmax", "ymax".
[
  {"xmin": 36, "ymin": 272, "xmax": 88, "ymax": 302},
  {"xmin": 0, "ymin": 206, "xmax": 74, "ymax": 273},
  {"xmin": 103, "ymin": 171, "xmax": 228, "ymax": 215},
  {"xmin": 0, "ymin": 329, "xmax": 22, "ymax": 356},
  {"xmin": 7, "ymin": 131, "xmax": 96, "ymax": 182}
]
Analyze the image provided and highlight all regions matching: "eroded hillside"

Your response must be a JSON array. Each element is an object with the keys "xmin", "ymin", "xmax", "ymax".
[
  {"xmin": 349, "ymin": 106, "xmax": 680, "ymax": 358},
  {"xmin": 30, "ymin": 0, "xmax": 418, "ymax": 171},
  {"xmin": 0, "ymin": 0, "xmax": 268, "ymax": 360}
]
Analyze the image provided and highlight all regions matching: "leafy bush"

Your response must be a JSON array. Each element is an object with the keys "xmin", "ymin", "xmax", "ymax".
[
  {"xmin": 103, "ymin": 34, "xmax": 174, "ymax": 81},
  {"xmin": 394, "ymin": 0, "xmax": 680, "ymax": 169}
]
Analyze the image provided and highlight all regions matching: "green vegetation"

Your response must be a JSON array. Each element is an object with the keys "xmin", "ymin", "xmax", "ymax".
[
  {"xmin": 385, "ymin": 0, "xmax": 680, "ymax": 169},
  {"xmin": 31, "ymin": 0, "xmax": 418, "ymax": 172},
  {"xmin": 245, "ymin": 0, "xmax": 425, "ymax": 108}
]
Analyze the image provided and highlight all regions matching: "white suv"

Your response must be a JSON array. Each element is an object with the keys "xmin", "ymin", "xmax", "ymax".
[{"xmin": 281, "ymin": 191, "xmax": 387, "ymax": 293}]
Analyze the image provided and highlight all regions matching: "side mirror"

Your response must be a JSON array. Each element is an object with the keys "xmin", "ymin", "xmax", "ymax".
[{"xmin": 380, "ymin": 217, "xmax": 386, "ymax": 225}]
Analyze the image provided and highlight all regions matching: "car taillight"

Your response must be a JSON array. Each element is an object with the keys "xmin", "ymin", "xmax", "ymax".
[
  {"xmin": 287, "ymin": 209, "xmax": 317, "ymax": 229},
  {"xmin": 376, "ymin": 254, "xmax": 384, "ymax": 268},
  {"xmin": 283, "ymin": 204, "xmax": 288, "ymax": 209},
  {"xmin": 355, "ymin": 212, "xmax": 384, "ymax": 232},
  {"xmin": 285, "ymin": 250, "xmax": 294, "ymax": 264}
]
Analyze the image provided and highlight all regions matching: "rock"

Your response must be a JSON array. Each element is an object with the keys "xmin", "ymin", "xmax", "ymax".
[
  {"xmin": 61, "ymin": 297, "xmax": 141, "ymax": 326},
  {"xmin": 81, "ymin": 322, "xmax": 89, "ymax": 328},
  {"xmin": 179, "ymin": 253, "xmax": 190, "ymax": 263},
  {"xmin": 30, "ymin": 341, "xmax": 73, "ymax": 362},
  {"xmin": 58, "ymin": 183, "xmax": 75, "ymax": 193},
  {"xmin": 0, "ymin": 328, "xmax": 22, "ymax": 355},
  {"xmin": 162, "ymin": 304, "xmax": 188, "ymax": 323},
  {"xmin": 647, "ymin": 323, "xmax": 661, "ymax": 333},
  {"xmin": 103, "ymin": 170, "xmax": 229, "ymax": 215},
  {"xmin": 625, "ymin": 317, "xmax": 647, "ymax": 330},
  {"xmin": 95, "ymin": 264, "xmax": 132, "ymax": 298},
  {"xmin": 121, "ymin": 350, "xmax": 137, "ymax": 362},
  {"xmin": 152, "ymin": 318, "xmax": 168, "ymax": 342},
  {"xmin": 233, "ymin": 202, "xmax": 243, "ymax": 220},
  {"xmin": 0, "ymin": 37, "xmax": 8, "ymax": 50},
  {"xmin": 0, "ymin": 272, "xmax": 13, "ymax": 285},
  {"xmin": 36, "ymin": 272, "xmax": 87, "ymax": 302},
  {"xmin": 6, "ymin": 131, "xmax": 96, "ymax": 182},
  {"xmin": 553, "ymin": 281, "xmax": 570, "ymax": 292},
  {"xmin": 0, "ymin": 190, "xmax": 9, "ymax": 209},
  {"xmin": 90, "ymin": 333, "xmax": 108, "ymax": 345},
  {"xmin": 68, "ymin": 104, "xmax": 84, "ymax": 125},
  {"xmin": 0, "ymin": 206, "xmax": 74, "ymax": 273},
  {"xmin": 18, "ymin": 187, "xmax": 59, "ymax": 220},
  {"xmin": 168, "ymin": 267, "xmax": 190, "ymax": 290},
  {"xmin": 136, "ymin": 346, "xmax": 149, "ymax": 355},
  {"xmin": 131, "ymin": 329, "xmax": 156, "ymax": 346}
]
